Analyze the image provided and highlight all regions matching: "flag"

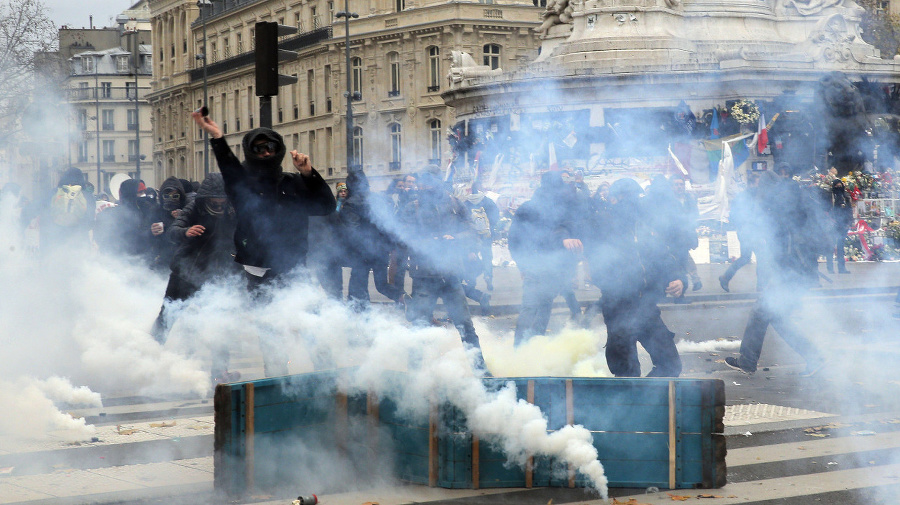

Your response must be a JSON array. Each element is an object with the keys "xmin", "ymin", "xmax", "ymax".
[
  {"xmin": 732, "ymin": 136, "xmax": 751, "ymax": 168},
  {"xmin": 757, "ymin": 113, "xmax": 768, "ymax": 154},
  {"xmin": 710, "ymin": 107, "xmax": 720, "ymax": 139},
  {"xmin": 549, "ymin": 142, "xmax": 559, "ymax": 171}
]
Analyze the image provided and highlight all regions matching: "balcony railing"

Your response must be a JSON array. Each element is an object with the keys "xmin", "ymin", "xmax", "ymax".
[
  {"xmin": 387, "ymin": 90, "xmax": 400, "ymax": 98},
  {"xmin": 103, "ymin": 155, "xmax": 116, "ymax": 162},
  {"xmin": 427, "ymin": 85, "xmax": 440, "ymax": 92},
  {"xmin": 388, "ymin": 161, "xmax": 401, "ymax": 171},
  {"xmin": 67, "ymin": 87, "xmax": 149, "ymax": 102},
  {"xmin": 127, "ymin": 123, "xmax": 138, "ymax": 131}
]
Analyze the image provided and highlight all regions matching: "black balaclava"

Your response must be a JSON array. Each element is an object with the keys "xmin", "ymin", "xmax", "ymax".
[
  {"xmin": 241, "ymin": 128, "xmax": 286, "ymax": 180},
  {"xmin": 118, "ymin": 179, "xmax": 140, "ymax": 207},
  {"xmin": 59, "ymin": 167, "xmax": 86, "ymax": 187},
  {"xmin": 159, "ymin": 177, "xmax": 186, "ymax": 212},
  {"xmin": 196, "ymin": 173, "xmax": 228, "ymax": 217}
]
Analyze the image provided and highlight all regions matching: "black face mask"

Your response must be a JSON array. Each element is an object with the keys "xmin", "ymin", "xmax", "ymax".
[
  {"xmin": 251, "ymin": 141, "xmax": 279, "ymax": 155},
  {"xmin": 162, "ymin": 191, "xmax": 181, "ymax": 211},
  {"xmin": 204, "ymin": 200, "xmax": 227, "ymax": 216}
]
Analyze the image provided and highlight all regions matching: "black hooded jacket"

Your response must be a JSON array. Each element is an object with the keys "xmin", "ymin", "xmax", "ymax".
[
  {"xmin": 94, "ymin": 178, "xmax": 157, "ymax": 260},
  {"xmin": 211, "ymin": 128, "xmax": 335, "ymax": 273},
  {"xmin": 168, "ymin": 173, "xmax": 239, "ymax": 286},
  {"xmin": 340, "ymin": 170, "xmax": 398, "ymax": 263},
  {"xmin": 39, "ymin": 167, "xmax": 95, "ymax": 253}
]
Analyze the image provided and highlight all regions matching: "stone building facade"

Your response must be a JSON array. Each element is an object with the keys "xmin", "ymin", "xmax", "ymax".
[
  {"xmin": 147, "ymin": 0, "xmax": 542, "ymax": 187},
  {"xmin": 64, "ymin": 8, "xmax": 154, "ymax": 194}
]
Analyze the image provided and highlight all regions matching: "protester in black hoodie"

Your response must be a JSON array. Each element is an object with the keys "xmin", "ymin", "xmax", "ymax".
[
  {"xmin": 156, "ymin": 177, "xmax": 188, "ymax": 268},
  {"xmin": 151, "ymin": 173, "xmax": 241, "ymax": 381},
  {"xmin": 94, "ymin": 178, "xmax": 157, "ymax": 263},
  {"xmin": 39, "ymin": 167, "xmax": 95, "ymax": 256},
  {"xmin": 342, "ymin": 169, "xmax": 408, "ymax": 307},
  {"xmin": 586, "ymin": 178, "xmax": 685, "ymax": 377},
  {"xmin": 192, "ymin": 111, "xmax": 335, "ymax": 376}
]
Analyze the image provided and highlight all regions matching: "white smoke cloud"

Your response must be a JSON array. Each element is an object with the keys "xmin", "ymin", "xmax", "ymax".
[{"xmin": 0, "ymin": 377, "xmax": 99, "ymax": 441}]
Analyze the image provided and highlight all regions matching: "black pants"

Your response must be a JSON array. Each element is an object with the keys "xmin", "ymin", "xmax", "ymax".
[
  {"xmin": 737, "ymin": 292, "xmax": 821, "ymax": 372},
  {"xmin": 348, "ymin": 254, "xmax": 403, "ymax": 305},
  {"xmin": 515, "ymin": 271, "xmax": 570, "ymax": 346},
  {"xmin": 722, "ymin": 232, "xmax": 753, "ymax": 284},
  {"xmin": 407, "ymin": 274, "xmax": 487, "ymax": 373},
  {"xmin": 245, "ymin": 269, "xmax": 334, "ymax": 377},
  {"xmin": 152, "ymin": 273, "xmax": 231, "ymax": 379},
  {"xmin": 602, "ymin": 298, "xmax": 681, "ymax": 377}
]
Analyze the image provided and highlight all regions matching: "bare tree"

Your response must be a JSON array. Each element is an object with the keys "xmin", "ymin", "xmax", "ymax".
[{"xmin": 0, "ymin": 0, "xmax": 57, "ymax": 144}]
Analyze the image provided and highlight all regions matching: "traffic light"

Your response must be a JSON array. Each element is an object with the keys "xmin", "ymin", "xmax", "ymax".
[{"xmin": 255, "ymin": 21, "xmax": 299, "ymax": 97}]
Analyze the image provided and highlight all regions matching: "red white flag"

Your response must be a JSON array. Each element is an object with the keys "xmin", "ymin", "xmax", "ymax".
[{"xmin": 757, "ymin": 113, "xmax": 768, "ymax": 154}]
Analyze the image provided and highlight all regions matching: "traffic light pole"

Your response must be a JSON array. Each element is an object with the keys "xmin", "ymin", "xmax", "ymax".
[
  {"xmin": 336, "ymin": 4, "xmax": 357, "ymax": 173},
  {"xmin": 254, "ymin": 21, "xmax": 298, "ymax": 131},
  {"xmin": 260, "ymin": 96, "xmax": 273, "ymax": 129}
]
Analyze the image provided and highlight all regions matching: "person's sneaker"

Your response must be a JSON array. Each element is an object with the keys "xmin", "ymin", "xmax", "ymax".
[
  {"xmin": 724, "ymin": 356, "xmax": 755, "ymax": 374},
  {"xmin": 718, "ymin": 275, "xmax": 730, "ymax": 293}
]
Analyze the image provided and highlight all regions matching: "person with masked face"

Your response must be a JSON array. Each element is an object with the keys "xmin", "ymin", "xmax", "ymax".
[
  {"xmin": 398, "ymin": 169, "xmax": 490, "ymax": 376},
  {"xmin": 154, "ymin": 177, "xmax": 188, "ymax": 268},
  {"xmin": 192, "ymin": 111, "xmax": 335, "ymax": 376},
  {"xmin": 37, "ymin": 167, "xmax": 96, "ymax": 256},
  {"xmin": 508, "ymin": 171, "xmax": 585, "ymax": 345},
  {"xmin": 151, "ymin": 173, "xmax": 241, "ymax": 382},
  {"xmin": 585, "ymin": 178, "xmax": 684, "ymax": 377},
  {"xmin": 94, "ymin": 178, "xmax": 159, "ymax": 264}
]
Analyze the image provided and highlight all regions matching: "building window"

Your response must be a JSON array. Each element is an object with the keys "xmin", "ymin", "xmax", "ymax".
[
  {"xmin": 82, "ymin": 56, "xmax": 94, "ymax": 73},
  {"xmin": 312, "ymin": 7, "xmax": 320, "ymax": 29},
  {"xmin": 483, "ymin": 44, "xmax": 501, "ymax": 70},
  {"xmin": 77, "ymin": 82, "xmax": 90, "ymax": 99},
  {"xmin": 128, "ymin": 139, "xmax": 138, "ymax": 161},
  {"xmin": 427, "ymin": 47, "xmax": 440, "ymax": 92},
  {"xmin": 127, "ymin": 109, "xmax": 138, "ymax": 130},
  {"xmin": 237, "ymin": 32, "xmax": 243, "ymax": 53},
  {"xmin": 117, "ymin": 55, "xmax": 130, "ymax": 72},
  {"xmin": 102, "ymin": 140, "xmax": 115, "ymax": 162},
  {"xmin": 77, "ymin": 109, "xmax": 88, "ymax": 130},
  {"xmin": 100, "ymin": 82, "xmax": 111, "ymax": 98},
  {"xmin": 395, "ymin": 0, "xmax": 405, "ymax": 12},
  {"xmin": 224, "ymin": 37, "xmax": 231, "ymax": 58},
  {"xmin": 429, "ymin": 119, "xmax": 442, "ymax": 164},
  {"xmin": 308, "ymin": 69, "xmax": 315, "ymax": 116},
  {"xmin": 388, "ymin": 52, "xmax": 400, "ymax": 97},
  {"xmin": 533, "ymin": 0, "xmax": 547, "ymax": 5},
  {"xmin": 328, "ymin": 1, "xmax": 335, "ymax": 24},
  {"xmin": 389, "ymin": 123, "xmax": 401, "ymax": 171},
  {"xmin": 78, "ymin": 141, "xmax": 88, "ymax": 162},
  {"xmin": 294, "ymin": 12, "xmax": 303, "ymax": 31},
  {"xmin": 211, "ymin": 41, "xmax": 217, "ymax": 62},
  {"xmin": 352, "ymin": 126, "xmax": 364, "ymax": 168},
  {"xmin": 324, "ymin": 65, "xmax": 332, "ymax": 112},
  {"xmin": 126, "ymin": 82, "xmax": 137, "ymax": 99},
  {"xmin": 351, "ymin": 57, "xmax": 363, "ymax": 100},
  {"xmin": 101, "ymin": 109, "xmax": 114, "ymax": 130}
]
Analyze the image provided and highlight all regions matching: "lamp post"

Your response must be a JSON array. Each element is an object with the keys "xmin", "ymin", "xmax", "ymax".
[
  {"xmin": 197, "ymin": 0, "xmax": 212, "ymax": 175},
  {"xmin": 335, "ymin": 2, "xmax": 358, "ymax": 174}
]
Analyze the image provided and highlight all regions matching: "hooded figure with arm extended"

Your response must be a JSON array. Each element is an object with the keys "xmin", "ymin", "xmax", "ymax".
[{"xmin": 192, "ymin": 111, "xmax": 336, "ymax": 376}]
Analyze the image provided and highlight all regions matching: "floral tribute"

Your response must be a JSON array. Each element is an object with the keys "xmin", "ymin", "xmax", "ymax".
[{"xmin": 730, "ymin": 100, "xmax": 760, "ymax": 125}]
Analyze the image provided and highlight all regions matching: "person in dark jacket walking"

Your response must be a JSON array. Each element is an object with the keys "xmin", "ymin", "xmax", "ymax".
[
  {"xmin": 586, "ymin": 178, "xmax": 685, "ymax": 377},
  {"xmin": 342, "ymin": 169, "xmax": 408, "ymax": 308},
  {"xmin": 192, "ymin": 111, "xmax": 335, "ymax": 376},
  {"xmin": 151, "ymin": 174, "xmax": 241, "ymax": 381},
  {"xmin": 826, "ymin": 178, "xmax": 853, "ymax": 274},
  {"xmin": 724, "ymin": 172, "xmax": 827, "ymax": 376},
  {"xmin": 508, "ymin": 171, "xmax": 584, "ymax": 345},
  {"xmin": 399, "ymin": 170, "xmax": 490, "ymax": 376}
]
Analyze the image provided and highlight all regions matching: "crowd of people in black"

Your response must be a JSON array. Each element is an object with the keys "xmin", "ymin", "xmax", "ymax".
[{"xmin": 1, "ymin": 109, "xmax": 869, "ymax": 385}]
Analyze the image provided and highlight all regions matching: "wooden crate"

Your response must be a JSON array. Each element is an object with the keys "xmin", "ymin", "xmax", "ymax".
[{"xmin": 214, "ymin": 371, "xmax": 725, "ymax": 496}]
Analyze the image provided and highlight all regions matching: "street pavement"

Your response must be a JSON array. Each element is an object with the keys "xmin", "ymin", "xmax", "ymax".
[{"xmin": 2, "ymin": 261, "xmax": 900, "ymax": 505}]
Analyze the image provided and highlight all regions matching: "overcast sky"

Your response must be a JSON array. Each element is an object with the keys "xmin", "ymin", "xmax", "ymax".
[{"xmin": 46, "ymin": 0, "xmax": 137, "ymax": 29}]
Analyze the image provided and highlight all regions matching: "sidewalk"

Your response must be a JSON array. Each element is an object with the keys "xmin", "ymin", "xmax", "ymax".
[{"xmin": 368, "ymin": 260, "xmax": 900, "ymax": 313}]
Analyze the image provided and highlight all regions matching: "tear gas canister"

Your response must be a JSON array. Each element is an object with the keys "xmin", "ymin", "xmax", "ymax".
[{"xmin": 291, "ymin": 495, "xmax": 317, "ymax": 505}]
